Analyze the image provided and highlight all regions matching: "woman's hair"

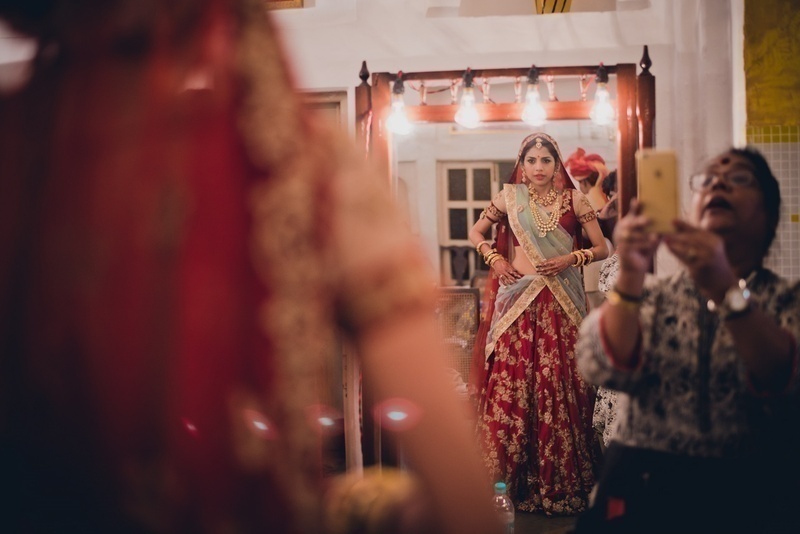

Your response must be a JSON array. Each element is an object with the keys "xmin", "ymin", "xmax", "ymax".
[
  {"xmin": 516, "ymin": 136, "xmax": 558, "ymax": 166},
  {"xmin": 602, "ymin": 170, "xmax": 617, "ymax": 197},
  {"xmin": 729, "ymin": 146, "xmax": 781, "ymax": 253}
]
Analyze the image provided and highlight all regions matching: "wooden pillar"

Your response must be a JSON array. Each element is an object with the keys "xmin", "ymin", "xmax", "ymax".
[
  {"xmin": 616, "ymin": 63, "xmax": 639, "ymax": 217},
  {"xmin": 355, "ymin": 61, "xmax": 372, "ymax": 156},
  {"xmin": 637, "ymin": 45, "xmax": 656, "ymax": 150},
  {"xmin": 371, "ymin": 72, "xmax": 393, "ymax": 184}
]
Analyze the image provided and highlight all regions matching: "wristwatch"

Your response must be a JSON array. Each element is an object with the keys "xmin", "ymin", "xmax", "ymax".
[{"xmin": 706, "ymin": 279, "xmax": 751, "ymax": 320}]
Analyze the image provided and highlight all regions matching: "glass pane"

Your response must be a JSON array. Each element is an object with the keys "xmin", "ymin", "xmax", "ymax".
[
  {"xmin": 448, "ymin": 209, "xmax": 468, "ymax": 240},
  {"xmin": 473, "ymin": 168, "xmax": 492, "ymax": 200},
  {"xmin": 473, "ymin": 208, "xmax": 484, "ymax": 226},
  {"xmin": 448, "ymin": 169, "xmax": 467, "ymax": 201},
  {"xmin": 498, "ymin": 161, "xmax": 515, "ymax": 183}
]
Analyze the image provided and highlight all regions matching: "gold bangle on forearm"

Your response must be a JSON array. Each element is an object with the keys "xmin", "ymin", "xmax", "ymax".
[
  {"xmin": 483, "ymin": 247, "xmax": 499, "ymax": 262},
  {"xmin": 476, "ymin": 240, "xmax": 493, "ymax": 255},
  {"xmin": 583, "ymin": 249, "xmax": 594, "ymax": 265},
  {"xmin": 571, "ymin": 251, "xmax": 582, "ymax": 267}
]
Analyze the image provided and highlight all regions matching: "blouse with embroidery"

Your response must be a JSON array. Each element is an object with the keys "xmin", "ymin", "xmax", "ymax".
[{"xmin": 577, "ymin": 268, "xmax": 800, "ymax": 457}]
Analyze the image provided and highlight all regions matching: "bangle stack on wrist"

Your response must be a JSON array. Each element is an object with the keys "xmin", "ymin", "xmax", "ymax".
[
  {"xmin": 570, "ymin": 249, "xmax": 595, "ymax": 267},
  {"xmin": 475, "ymin": 240, "xmax": 493, "ymax": 256},
  {"xmin": 484, "ymin": 250, "xmax": 503, "ymax": 267}
]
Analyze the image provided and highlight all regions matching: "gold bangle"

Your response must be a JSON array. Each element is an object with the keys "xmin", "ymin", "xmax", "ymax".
[
  {"xmin": 488, "ymin": 254, "xmax": 504, "ymax": 267},
  {"xmin": 583, "ymin": 249, "xmax": 594, "ymax": 265},
  {"xmin": 483, "ymin": 249, "xmax": 498, "ymax": 262},
  {"xmin": 571, "ymin": 251, "xmax": 582, "ymax": 267},
  {"xmin": 476, "ymin": 240, "xmax": 492, "ymax": 255},
  {"xmin": 606, "ymin": 289, "xmax": 641, "ymax": 311}
]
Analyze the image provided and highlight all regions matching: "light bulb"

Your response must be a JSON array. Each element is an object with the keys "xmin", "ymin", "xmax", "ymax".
[
  {"xmin": 454, "ymin": 87, "xmax": 480, "ymax": 129},
  {"xmin": 590, "ymin": 83, "xmax": 615, "ymax": 126},
  {"xmin": 386, "ymin": 93, "xmax": 412, "ymax": 135},
  {"xmin": 521, "ymin": 83, "xmax": 546, "ymax": 126}
]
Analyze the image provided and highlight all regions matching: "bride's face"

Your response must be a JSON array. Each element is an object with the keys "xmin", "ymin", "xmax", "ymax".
[{"xmin": 522, "ymin": 146, "xmax": 557, "ymax": 189}]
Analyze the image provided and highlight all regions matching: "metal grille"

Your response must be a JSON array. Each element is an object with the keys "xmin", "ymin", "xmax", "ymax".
[{"xmin": 435, "ymin": 288, "xmax": 480, "ymax": 385}]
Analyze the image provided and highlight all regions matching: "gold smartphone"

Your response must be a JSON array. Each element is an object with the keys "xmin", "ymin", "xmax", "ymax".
[{"xmin": 636, "ymin": 149, "xmax": 679, "ymax": 234}]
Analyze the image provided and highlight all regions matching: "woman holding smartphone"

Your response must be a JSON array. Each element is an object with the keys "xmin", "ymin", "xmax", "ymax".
[{"xmin": 575, "ymin": 147, "xmax": 800, "ymax": 533}]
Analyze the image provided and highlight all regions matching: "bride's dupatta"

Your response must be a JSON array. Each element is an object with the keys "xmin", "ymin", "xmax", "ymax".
[
  {"xmin": 469, "ymin": 133, "xmax": 584, "ymax": 392},
  {"xmin": 483, "ymin": 185, "xmax": 586, "ymax": 358}
]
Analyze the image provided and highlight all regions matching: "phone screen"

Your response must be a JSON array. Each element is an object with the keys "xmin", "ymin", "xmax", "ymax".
[{"xmin": 636, "ymin": 149, "xmax": 679, "ymax": 234}]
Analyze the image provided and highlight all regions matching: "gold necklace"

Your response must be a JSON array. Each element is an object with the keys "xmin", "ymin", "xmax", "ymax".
[
  {"xmin": 530, "ymin": 190, "xmax": 562, "ymax": 237},
  {"xmin": 529, "ymin": 187, "xmax": 557, "ymax": 207}
]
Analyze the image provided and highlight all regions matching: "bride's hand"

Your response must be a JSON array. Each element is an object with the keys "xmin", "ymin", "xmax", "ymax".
[
  {"xmin": 535, "ymin": 254, "xmax": 574, "ymax": 277},
  {"xmin": 492, "ymin": 258, "xmax": 522, "ymax": 286}
]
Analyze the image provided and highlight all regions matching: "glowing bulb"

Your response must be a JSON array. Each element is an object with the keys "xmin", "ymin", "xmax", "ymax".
[
  {"xmin": 386, "ymin": 410, "xmax": 408, "ymax": 422},
  {"xmin": 454, "ymin": 87, "xmax": 480, "ymax": 129},
  {"xmin": 590, "ymin": 83, "xmax": 616, "ymax": 126},
  {"xmin": 318, "ymin": 416, "xmax": 336, "ymax": 427},
  {"xmin": 521, "ymin": 83, "xmax": 546, "ymax": 126},
  {"xmin": 386, "ymin": 93, "xmax": 412, "ymax": 135}
]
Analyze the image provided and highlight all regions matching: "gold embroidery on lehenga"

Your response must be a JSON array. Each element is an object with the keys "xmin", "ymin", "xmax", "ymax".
[{"xmin": 477, "ymin": 185, "xmax": 596, "ymax": 515}]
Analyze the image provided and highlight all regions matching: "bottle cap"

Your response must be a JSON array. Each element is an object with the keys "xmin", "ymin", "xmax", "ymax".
[{"xmin": 494, "ymin": 482, "xmax": 507, "ymax": 494}]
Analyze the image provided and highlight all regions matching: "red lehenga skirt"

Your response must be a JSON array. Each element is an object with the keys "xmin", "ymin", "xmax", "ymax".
[{"xmin": 477, "ymin": 287, "xmax": 598, "ymax": 515}]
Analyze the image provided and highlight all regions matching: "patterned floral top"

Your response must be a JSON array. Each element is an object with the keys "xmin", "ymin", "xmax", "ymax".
[
  {"xmin": 597, "ymin": 252, "xmax": 620, "ymax": 294},
  {"xmin": 592, "ymin": 252, "xmax": 621, "ymax": 446},
  {"xmin": 577, "ymin": 268, "xmax": 800, "ymax": 457}
]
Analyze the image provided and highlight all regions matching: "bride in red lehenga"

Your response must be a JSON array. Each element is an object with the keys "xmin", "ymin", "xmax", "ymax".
[{"xmin": 468, "ymin": 133, "xmax": 607, "ymax": 515}]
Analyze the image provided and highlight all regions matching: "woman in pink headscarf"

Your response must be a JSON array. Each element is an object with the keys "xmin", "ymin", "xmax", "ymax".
[{"xmin": 468, "ymin": 133, "xmax": 608, "ymax": 515}]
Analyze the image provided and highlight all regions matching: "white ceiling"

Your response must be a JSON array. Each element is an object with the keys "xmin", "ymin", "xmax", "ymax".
[{"xmin": 427, "ymin": 0, "xmax": 635, "ymax": 17}]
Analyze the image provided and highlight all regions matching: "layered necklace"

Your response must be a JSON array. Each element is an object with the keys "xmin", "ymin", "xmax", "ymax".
[{"xmin": 529, "ymin": 187, "xmax": 561, "ymax": 237}]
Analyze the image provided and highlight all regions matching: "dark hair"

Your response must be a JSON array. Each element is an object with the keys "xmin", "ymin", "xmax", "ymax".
[
  {"xmin": 602, "ymin": 170, "xmax": 617, "ymax": 197},
  {"xmin": 728, "ymin": 146, "xmax": 781, "ymax": 253},
  {"xmin": 519, "ymin": 136, "xmax": 558, "ymax": 164}
]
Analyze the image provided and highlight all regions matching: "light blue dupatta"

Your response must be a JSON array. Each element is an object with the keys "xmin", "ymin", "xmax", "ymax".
[{"xmin": 484, "ymin": 183, "xmax": 586, "ymax": 359}]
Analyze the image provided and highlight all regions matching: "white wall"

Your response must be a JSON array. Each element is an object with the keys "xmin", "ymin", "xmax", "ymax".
[
  {"xmin": 273, "ymin": 0, "xmax": 739, "ymax": 277},
  {"xmin": 0, "ymin": 0, "xmax": 742, "ymax": 278}
]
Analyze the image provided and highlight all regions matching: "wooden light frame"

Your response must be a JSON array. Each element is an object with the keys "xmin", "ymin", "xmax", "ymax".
[{"xmin": 355, "ymin": 46, "xmax": 655, "ymax": 217}]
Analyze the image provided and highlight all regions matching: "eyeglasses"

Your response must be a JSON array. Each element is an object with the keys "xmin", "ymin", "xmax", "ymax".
[{"xmin": 688, "ymin": 170, "xmax": 758, "ymax": 192}]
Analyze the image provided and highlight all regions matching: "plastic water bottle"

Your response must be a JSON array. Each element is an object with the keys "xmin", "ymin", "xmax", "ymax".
[{"xmin": 492, "ymin": 481, "xmax": 515, "ymax": 534}]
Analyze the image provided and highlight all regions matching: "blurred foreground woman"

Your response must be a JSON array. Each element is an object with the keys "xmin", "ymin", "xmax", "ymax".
[{"xmin": 0, "ymin": 1, "xmax": 499, "ymax": 532}]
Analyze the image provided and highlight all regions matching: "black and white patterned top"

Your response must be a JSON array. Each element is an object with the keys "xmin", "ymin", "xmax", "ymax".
[
  {"xmin": 597, "ymin": 252, "xmax": 620, "ymax": 294},
  {"xmin": 577, "ymin": 268, "xmax": 800, "ymax": 457}
]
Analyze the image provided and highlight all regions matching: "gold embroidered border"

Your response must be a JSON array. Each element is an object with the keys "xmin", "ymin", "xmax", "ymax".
[
  {"xmin": 505, "ymin": 185, "xmax": 585, "ymax": 328},
  {"xmin": 484, "ymin": 276, "xmax": 547, "ymax": 359}
]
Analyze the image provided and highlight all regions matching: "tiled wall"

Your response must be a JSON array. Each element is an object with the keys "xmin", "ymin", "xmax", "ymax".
[{"xmin": 748, "ymin": 125, "xmax": 800, "ymax": 280}]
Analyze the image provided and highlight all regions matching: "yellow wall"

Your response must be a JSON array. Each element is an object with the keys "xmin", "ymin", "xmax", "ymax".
[{"xmin": 744, "ymin": 0, "xmax": 800, "ymax": 131}]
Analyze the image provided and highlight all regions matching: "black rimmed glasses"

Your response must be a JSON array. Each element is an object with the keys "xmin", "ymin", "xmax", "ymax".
[{"xmin": 688, "ymin": 170, "xmax": 759, "ymax": 192}]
